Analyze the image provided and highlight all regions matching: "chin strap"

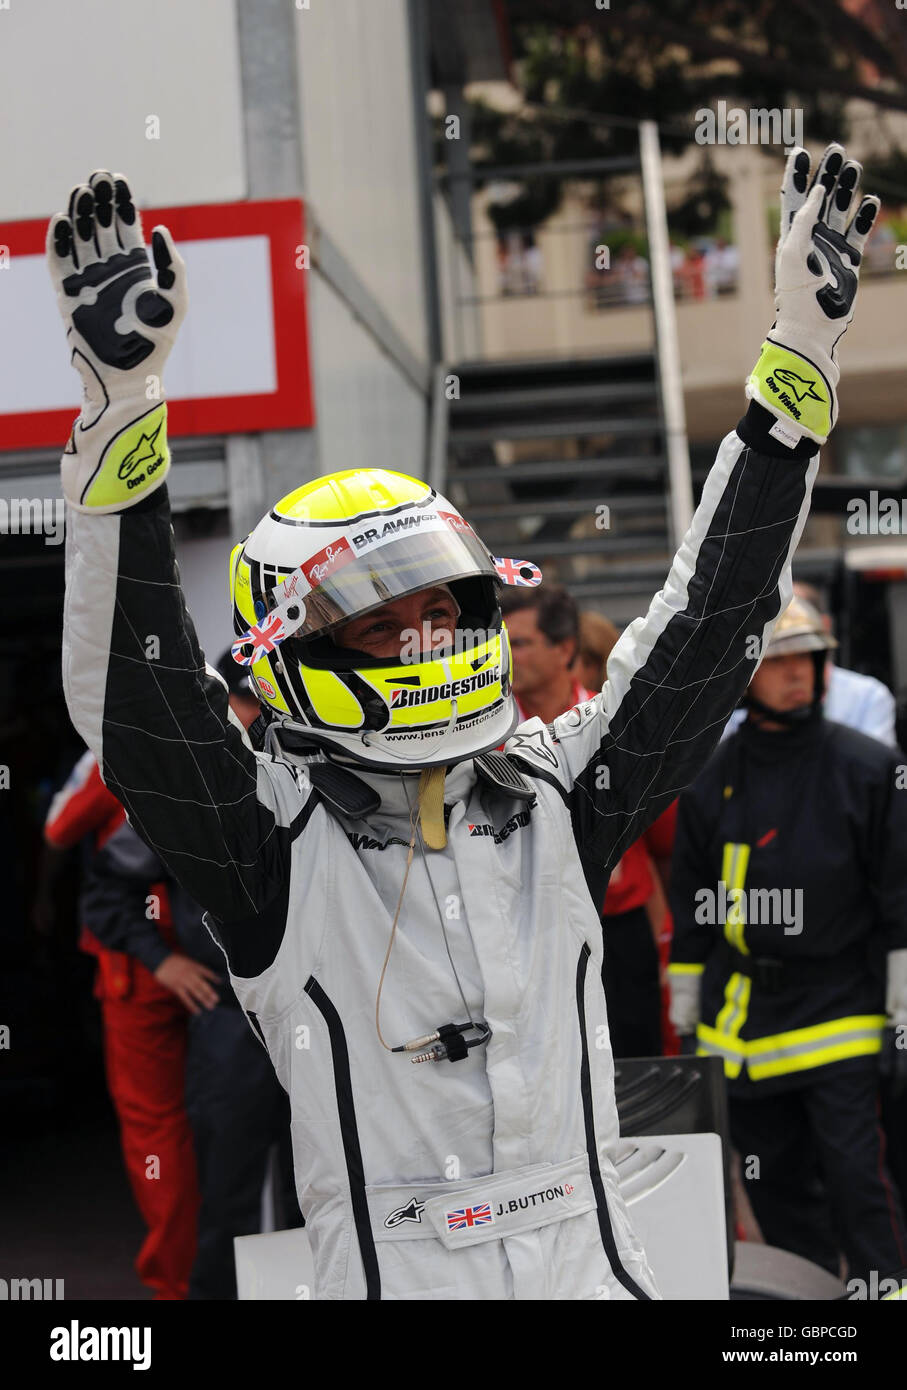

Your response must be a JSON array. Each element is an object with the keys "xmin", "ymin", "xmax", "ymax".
[
  {"xmin": 417, "ymin": 765, "xmax": 448, "ymax": 849},
  {"xmin": 744, "ymin": 695, "xmax": 819, "ymax": 728}
]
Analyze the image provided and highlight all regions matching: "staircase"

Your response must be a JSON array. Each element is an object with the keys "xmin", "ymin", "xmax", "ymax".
[{"xmin": 443, "ymin": 353, "xmax": 676, "ymax": 626}]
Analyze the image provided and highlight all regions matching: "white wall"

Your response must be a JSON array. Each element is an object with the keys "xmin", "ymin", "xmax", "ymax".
[
  {"xmin": 0, "ymin": 0, "xmax": 245, "ymax": 219},
  {"xmin": 435, "ymin": 192, "xmax": 481, "ymax": 363},
  {"xmin": 307, "ymin": 271, "xmax": 426, "ymax": 478},
  {"xmin": 294, "ymin": 0, "xmax": 428, "ymax": 368}
]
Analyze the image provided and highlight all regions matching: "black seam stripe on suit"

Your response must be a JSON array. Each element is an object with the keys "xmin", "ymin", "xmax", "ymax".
[
  {"xmin": 304, "ymin": 975, "xmax": 381, "ymax": 1300},
  {"xmin": 576, "ymin": 943, "xmax": 651, "ymax": 1300}
]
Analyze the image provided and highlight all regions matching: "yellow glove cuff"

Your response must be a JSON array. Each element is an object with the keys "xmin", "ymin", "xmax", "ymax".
[
  {"xmin": 745, "ymin": 341, "xmax": 833, "ymax": 446},
  {"xmin": 66, "ymin": 401, "xmax": 170, "ymax": 512}
]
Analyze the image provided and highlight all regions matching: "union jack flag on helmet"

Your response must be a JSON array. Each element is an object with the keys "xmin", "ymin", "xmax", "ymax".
[
  {"xmin": 492, "ymin": 556, "xmax": 543, "ymax": 587},
  {"xmin": 231, "ymin": 609, "xmax": 289, "ymax": 667}
]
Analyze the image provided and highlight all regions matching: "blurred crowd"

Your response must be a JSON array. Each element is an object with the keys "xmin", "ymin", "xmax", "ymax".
[
  {"xmin": 497, "ymin": 204, "xmax": 906, "ymax": 311},
  {"xmin": 496, "ymin": 229, "xmax": 544, "ymax": 296},
  {"xmin": 584, "ymin": 235, "xmax": 741, "ymax": 308},
  {"xmin": 495, "ymin": 221, "xmax": 742, "ymax": 306}
]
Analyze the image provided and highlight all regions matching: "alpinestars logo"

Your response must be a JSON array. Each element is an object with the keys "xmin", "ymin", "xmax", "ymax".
[
  {"xmin": 508, "ymin": 728, "xmax": 560, "ymax": 769},
  {"xmin": 771, "ymin": 368, "xmax": 823, "ymax": 403},
  {"xmin": 389, "ymin": 666, "xmax": 500, "ymax": 708},
  {"xmin": 118, "ymin": 421, "xmax": 164, "ymax": 479},
  {"xmin": 384, "ymin": 1198, "xmax": 425, "ymax": 1228},
  {"xmin": 467, "ymin": 808, "xmax": 532, "ymax": 843}
]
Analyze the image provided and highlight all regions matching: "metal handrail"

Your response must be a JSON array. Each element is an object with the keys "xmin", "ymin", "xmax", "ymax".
[
  {"xmin": 427, "ymin": 362, "xmax": 450, "ymax": 493},
  {"xmin": 639, "ymin": 120, "xmax": 694, "ymax": 546}
]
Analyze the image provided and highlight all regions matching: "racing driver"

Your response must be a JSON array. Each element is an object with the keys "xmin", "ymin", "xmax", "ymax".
[{"xmin": 52, "ymin": 145, "xmax": 877, "ymax": 1299}]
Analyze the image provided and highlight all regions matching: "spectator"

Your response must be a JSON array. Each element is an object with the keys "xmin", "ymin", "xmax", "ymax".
[
  {"xmin": 704, "ymin": 237, "xmax": 740, "ymax": 296},
  {"xmin": 669, "ymin": 241, "xmax": 685, "ymax": 299},
  {"xmin": 499, "ymin": 584, "xmax": 587, "ymax": 726},
  {"xmin": 614, "ymin": 241, "xmax": 649, "ymax": 304},
  {"xmin": 677, "ymin": 245, "xmax": 706, "ymax": 300},
  {"xmin": 793, "ymin": 582, "xmax": 897, "ymax": 746},
  {"xmin": 576, "ymin": 610, "xmax": 620, "ymax": 693},
  {"xmin": 864, "ymin": 216, "xmax": 898, "ymax": 276},
  {"xmin": 521, "ymin": 230, "xmax": 543, "ymax": 294}
]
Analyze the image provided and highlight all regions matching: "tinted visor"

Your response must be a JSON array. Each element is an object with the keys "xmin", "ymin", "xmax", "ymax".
[{"xmin": 288, "ymin": 524, "xmax": 499, "ymax": 636}]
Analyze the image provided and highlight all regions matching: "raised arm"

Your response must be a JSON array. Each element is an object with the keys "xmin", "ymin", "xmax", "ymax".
[
  {"xmin": 506, "ymin": 144, "xmax": 879, "ymax": 872},
  {"xmin": 51, "ymin": 172, "xmax": 314, "ymax": 922}
]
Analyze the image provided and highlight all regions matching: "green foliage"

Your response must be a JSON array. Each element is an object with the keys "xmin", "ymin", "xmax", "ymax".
[
  {"xmin": 599, "ymin": 227, "xmax": 649, "ymax": 260},
  {"xmin": 432, "ymin": 0, "xmax": 907, "ymax": 232}
]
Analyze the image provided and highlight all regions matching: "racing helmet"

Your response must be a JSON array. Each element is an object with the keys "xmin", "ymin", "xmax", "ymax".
[
  {"xmin": 228, "ymin": 469, "xmax": 541, "ymax": 769},
  {"xmin": 744, "ymin": 595, "xmax": 837, "ymax": 725}
]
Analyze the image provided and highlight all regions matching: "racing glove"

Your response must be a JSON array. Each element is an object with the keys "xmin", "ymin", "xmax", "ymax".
[
  {"xmin": 746, "ymin": 143, "xmax": 880, "ymax": 448},
  {"xmin": 880, "ymin": 948, "xmax": 907, "ymax": 1099},
  {"xmin": 46, "ymin": 171, "xmax": 187, "ymax": 513}
]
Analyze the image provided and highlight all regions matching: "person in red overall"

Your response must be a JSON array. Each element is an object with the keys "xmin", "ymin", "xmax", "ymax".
[
  {"xmin": 44, "ymin": 751, "xmax": 202, "ymax": 1299},
  {"xmin": 500, "ymin": 587, "xmax": 676, "ymax": 1057}
]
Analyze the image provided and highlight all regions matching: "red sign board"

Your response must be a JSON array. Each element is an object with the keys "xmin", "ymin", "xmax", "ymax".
[{"xmin": 0, "ymin": 198, "xmax": 314, "ymax": 449}]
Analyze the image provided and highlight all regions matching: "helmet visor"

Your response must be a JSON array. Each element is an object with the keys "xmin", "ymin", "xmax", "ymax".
[{"xmin": 285, "ymin": 523, "xmax": 499, "ymax": 636}]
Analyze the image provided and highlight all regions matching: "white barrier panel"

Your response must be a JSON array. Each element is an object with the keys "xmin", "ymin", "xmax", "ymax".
[
  {"xmin": 616, "ymin": 1132, "xmax": 729, "ymax": 1300},
  {"xmin": 235, "ymin": 1226, "xmax": 315, "ymax": 1303}
]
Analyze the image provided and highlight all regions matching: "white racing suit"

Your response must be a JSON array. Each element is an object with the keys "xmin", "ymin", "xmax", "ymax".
[{"xmin": 62, "ymin": 407, "xmax": 818, "ymax": 1298}]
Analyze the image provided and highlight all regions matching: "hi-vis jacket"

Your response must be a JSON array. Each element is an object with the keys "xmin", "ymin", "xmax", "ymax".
[
  {"xmin": 62, "ymin": 407, "xmax": 818, "ymax": 1299},
  {"xmin": 669, "ymin": 714, "xmax": 907, "ymax": 1093}
]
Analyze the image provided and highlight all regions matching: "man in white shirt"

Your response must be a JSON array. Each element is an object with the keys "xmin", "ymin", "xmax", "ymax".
[{"xmin": 823, "ymin": 663, "xmax": 897, "ymax": 746}]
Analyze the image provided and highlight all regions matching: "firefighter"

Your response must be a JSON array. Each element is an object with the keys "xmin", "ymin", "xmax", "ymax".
[{"xmin": 668, "ymin": 596, "xmax": 907, "ymax": 1282}]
